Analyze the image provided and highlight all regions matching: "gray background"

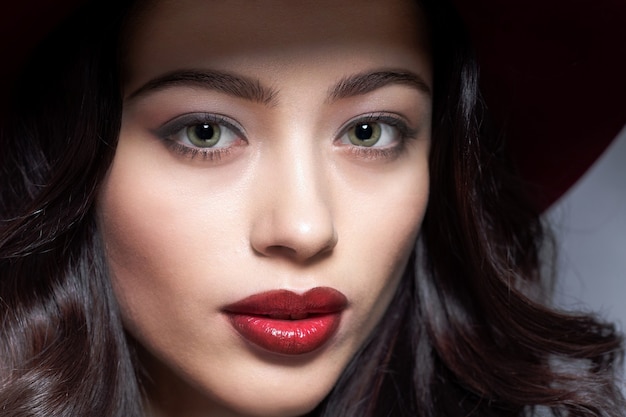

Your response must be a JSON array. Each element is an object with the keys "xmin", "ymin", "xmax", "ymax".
[{"xmin": 547, "ymin": 126, "xmax": 626, "ymax": 357}]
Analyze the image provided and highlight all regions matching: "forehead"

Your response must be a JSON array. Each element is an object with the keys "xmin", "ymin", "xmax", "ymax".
[{"xmin": 123, "ymin": 0, "xmax": 430, "ymax": 90}]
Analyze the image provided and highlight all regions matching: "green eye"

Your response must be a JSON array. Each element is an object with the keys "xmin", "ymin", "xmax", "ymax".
[
  {"xmin": 348, "ymin": 123, "xmax": 382, "ymax": 147},
  {"xmin": 187, "ymin": 123, "xmax": 221, "ymax": 147}
]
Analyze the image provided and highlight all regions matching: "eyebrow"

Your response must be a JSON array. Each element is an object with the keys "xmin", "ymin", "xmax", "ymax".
[
  {"xmin": 125, "ymin": 68, "xmax": 431, "ymax": 105},
  {"xmin": 328, "ymin": 70, "xmax": 431, "ymax": 101},
  {"xmin": 125, "ymin": 69, "xmax": 279, "ymax": 105}
]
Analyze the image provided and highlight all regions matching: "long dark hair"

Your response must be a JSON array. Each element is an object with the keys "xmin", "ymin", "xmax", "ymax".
[
  {"xmin": 0, "ymin": 1, "xmax": 623, "ymax": 416},
  {"xmin": 0, "ymin": 2, "xmax": 141, "ymax": 415}
]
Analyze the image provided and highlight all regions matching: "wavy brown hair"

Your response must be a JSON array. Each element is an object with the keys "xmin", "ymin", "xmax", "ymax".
[{"xmin": 1, "ymin": 1, "xmax": 624, "ymax": 416}]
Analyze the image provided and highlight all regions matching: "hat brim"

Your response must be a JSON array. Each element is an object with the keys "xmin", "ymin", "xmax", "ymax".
[{"xmin": 454, "ymin": 0, "xmax": 626, "ymax": 211}]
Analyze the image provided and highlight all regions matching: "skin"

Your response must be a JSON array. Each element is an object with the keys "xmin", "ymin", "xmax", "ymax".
[{"xmin": 97, "ymin": 0, "xmax": 432, "ymax": 416}]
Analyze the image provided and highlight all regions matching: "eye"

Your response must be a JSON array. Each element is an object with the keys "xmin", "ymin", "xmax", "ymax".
[
  {"xmin": 176, "ymin": 121, "xmax": 239, "ymax": 149},
  {"xmin": 155, "ymin": 112, "xmax": 245, "ymax": 152},
  {"xmin": 347, "ymin": 123, "xmax": 383, "ymax": 147},
  {"xmin": 339, "ymin": 115, "xmax": 411, "ymax": 149}
]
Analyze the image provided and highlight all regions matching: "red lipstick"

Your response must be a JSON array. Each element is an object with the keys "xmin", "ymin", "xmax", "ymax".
[{"xmin": 223, "ymin": 287, "xmax": 347, "ymax": 355}]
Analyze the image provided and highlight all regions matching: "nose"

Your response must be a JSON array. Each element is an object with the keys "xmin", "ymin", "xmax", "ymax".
[{"xmin": 250, "ymin": 147, "xmax": 337, "ymax": 263}]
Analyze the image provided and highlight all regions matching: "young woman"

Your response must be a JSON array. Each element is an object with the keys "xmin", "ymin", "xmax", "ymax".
[{"xmin": 1, "ymin": 0, "xmax": 624, "ymax": 416}]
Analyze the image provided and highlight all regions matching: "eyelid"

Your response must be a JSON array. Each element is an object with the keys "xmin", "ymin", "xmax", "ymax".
[
  {"xmin": 336, "ymin": 112, "xmax": 419, "ymax": 142},
  {"xmin": 153, "ymin": 112, "xmax": 247, "ymax": 141}
]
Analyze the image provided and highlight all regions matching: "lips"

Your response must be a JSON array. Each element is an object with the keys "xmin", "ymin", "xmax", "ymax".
[{"xmin": 223, "ymin": 287, "xmax": 348, "ymax": 355}]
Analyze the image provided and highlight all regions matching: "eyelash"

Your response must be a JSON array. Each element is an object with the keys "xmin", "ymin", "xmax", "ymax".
[
  {"xmin": 154, "ymin": 113, "xmax": 246, "ymax": 161},
  {"xmin": 154, "ymin": 112, "xmax": 418, "ymax": 162},
  {"xmin": 337, "ymin": 113, "xmax": 418, "ymax": 160}
]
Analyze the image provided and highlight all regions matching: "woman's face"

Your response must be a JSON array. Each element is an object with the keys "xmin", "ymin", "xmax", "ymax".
[{"xmin": 98, "ymin": 0, "xmax": 432, "ymax": 415}]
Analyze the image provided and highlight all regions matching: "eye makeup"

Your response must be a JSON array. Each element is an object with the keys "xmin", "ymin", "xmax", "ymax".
[
  {"xmin": 152, "ymin": 112, "xmax": 247, "ymax": 161},
  {"xmin": 335, "ymin": 112, "xmax": 420, "ymax": 161},
  {"xmin": 149, "ymin": 109, "xmax": 421, "ymax": 163}
]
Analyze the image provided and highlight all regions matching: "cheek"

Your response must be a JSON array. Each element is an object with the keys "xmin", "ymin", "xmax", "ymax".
[
  {"xmin": 95, "ymin": 138, "xmax": 231, "ymax": 344},
  {"xmin": 97, "ymin": 157, "xmax": 175, "ymax": 338},
  {"xmin": 336, "ymin": 155, "xmax": 429, "ymax": 346}
]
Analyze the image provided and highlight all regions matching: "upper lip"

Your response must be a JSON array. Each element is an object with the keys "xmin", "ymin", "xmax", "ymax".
[{"xmin": 223, "ymin": 287, "xmax": 348, "ymax": 319}]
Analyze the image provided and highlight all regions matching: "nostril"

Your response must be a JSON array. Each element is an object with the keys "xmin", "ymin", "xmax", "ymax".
[
  {"xmin": 261, "ymin": 242, "xmax": 336, "ymax": 263},
  {"xmin": 263, "ymin": 245, "xmax": 298, "ymax": 259}
]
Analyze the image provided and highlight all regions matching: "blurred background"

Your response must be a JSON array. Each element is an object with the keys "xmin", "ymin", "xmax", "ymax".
[{"xmin": 548, "ymin": 127, "xmax": 626, "ymax": 339}]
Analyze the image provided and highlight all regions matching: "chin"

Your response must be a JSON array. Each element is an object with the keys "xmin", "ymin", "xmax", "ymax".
[{"xmin": 209, "ymin": 386, "xmax": 328, "ymax": 417}]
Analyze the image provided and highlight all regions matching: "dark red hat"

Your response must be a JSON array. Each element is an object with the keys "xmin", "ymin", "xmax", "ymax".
[
  {"xmin": 454, "ymin": 0, "xmax": 626, "ymax": 210},
  {"xmin": 3, "ymin": 0, "xmax": 626, "ymax": 212}
]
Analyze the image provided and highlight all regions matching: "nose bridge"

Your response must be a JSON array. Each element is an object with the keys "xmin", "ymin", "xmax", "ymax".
[
  {"xmin": 250, "ymin": 134, "xmax": 337, "ymax": 262},
  {"xmin": 282, "ymin": 138, "xmax": 325, "ymax": 205}
]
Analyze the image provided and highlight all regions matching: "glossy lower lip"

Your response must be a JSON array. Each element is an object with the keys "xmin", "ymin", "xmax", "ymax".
[{"xmin": 223, "ymin": 287, "xmax": 348, "ymax": 355}]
